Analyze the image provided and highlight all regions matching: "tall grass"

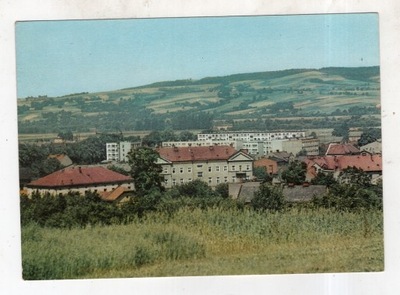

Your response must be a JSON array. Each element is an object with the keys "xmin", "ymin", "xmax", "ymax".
[{"xmin": 21, "ymin": 207, "xmax": 383, "ymax": 279}]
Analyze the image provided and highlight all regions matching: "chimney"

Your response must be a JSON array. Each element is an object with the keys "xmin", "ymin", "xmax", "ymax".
[{"xmin": 79, "ymin": 166, "xmax": 82, "ymax": 173}]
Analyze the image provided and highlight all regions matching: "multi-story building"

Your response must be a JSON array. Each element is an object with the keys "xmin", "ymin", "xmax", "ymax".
[
  {"xmin": 25, "ymin": 165, "xmax": 134, "ymax": 199},
  {"xmin": 197, "ymin": 131, "xmax": 306, "ymax": 142},
  {"xmin": 162, "ymin": 132, "xmax": 319, "ymax": 158},
  {"xmin": 106, "ymin": 141, "xmax": 141, "ymax": 162},
  {"xmin": 156, "ymin": 145, "xmax": 254, "ymax": 188}
]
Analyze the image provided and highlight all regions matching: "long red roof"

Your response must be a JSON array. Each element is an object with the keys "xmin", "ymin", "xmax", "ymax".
[
  {"xmin": 28, "ymin": 166, "xmax": 133, "ymax": 188},
  {"xmin": 305, "ymin": 154, "xmax": 382, "ymax": 174},
  {"xmin": 157, "ymin": 145, "xmax": 237, "ymax": 162},
  {"xmin": 325, "ymin": 143, "xmax": 360, "ymax": 155}
]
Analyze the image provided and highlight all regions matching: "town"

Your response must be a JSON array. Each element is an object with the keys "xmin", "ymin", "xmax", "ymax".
[{"xmin": 20, "ymin": 127, "xmax": 382, "ymax": 204}]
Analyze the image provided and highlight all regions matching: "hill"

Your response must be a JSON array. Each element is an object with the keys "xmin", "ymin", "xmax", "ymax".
[{"xmin": 17, "ymin": 66, "xmax": 380, "ymax": 135}]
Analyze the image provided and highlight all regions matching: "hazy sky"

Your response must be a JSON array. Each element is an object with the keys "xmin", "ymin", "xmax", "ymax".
[{"xmin": 15, "ymin": 13, "xmax": 379, "ymax": 98}]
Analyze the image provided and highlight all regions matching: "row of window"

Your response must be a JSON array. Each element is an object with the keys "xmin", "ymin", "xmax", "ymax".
[
  {"xmin": 163, "ymin": 164, "xmax": 251, "ymax": 174},
  {"xmin": 166, "ymin": 176, "xmax": 235, "ymax": 186}
]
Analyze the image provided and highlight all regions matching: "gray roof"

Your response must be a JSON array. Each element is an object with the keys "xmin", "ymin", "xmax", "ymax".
[{"xmin": 229, "ymin": 182, "xmax": 327, "ymax": 203}]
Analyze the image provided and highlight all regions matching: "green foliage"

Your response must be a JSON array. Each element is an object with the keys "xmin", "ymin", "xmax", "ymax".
[
  {"xmin": 310, "ymin": 172, "xmax": 337, "ymax": 187},
  {"xmin": 20, "ymin": 192, "xmax": 122, "ymax": 228},
  {"xmin": 57, "ymin": 131, "xmax": 73, "ymax": 141},
  {"xmin": 128, "ymin": 147, "xmax": 164, "ymax": 195},
  {"xmin": 312, "ymin": 168, "xmax": 382, "ymax": 212},
  {"xmin": 332, "ymin": 121, "xmax": 349, "ymax": 140},
  {"xmin": 281, "ymin": 160, "xmax": 307, "ymax": 185},
  {"xmin": 253, "ymin": 166, "xmax": 273, "ymax": 183},
  {"xmin": 251, "ymin": 184, "xmax": 285, "ymax": 211},
  {"xmin": 214, "ymin": 183, "xmax": 230, "ymax": 199},
  {"xmin": 21, "ymin": 207, "xmax": 383, "ymax": 279},
  {"xmin": 357, "ymin": 128, "xmax": 381, "ymax": 146},
  {"xmin": 18, "ymin": 66, "xmax": 380, "ymax": 135}
]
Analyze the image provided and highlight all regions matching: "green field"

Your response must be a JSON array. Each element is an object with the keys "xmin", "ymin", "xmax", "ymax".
[
  {"xmin": 17, "ymin": 67, "xmax": 381, "ymax": 135},
  {"xmin": 21, "ymin": 207, "xmax": 384, "ymax": 279}
]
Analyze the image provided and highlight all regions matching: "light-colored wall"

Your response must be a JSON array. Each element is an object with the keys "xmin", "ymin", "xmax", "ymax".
[
  {"xmin": 26, "ymin": 182, "xmax": 134, "ymax": 196},
  {"xmin": 161, "ymin": 159, "xmax": 253, "ymax": 188}
]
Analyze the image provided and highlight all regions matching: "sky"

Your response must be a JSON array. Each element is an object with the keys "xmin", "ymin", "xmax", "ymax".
[{"xmin": 15, "ymin": 13, "xmax": 380, "ymax": 98}]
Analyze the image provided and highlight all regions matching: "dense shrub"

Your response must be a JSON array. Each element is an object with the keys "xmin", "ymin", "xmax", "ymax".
[{"xmin": 251, "ymin": 184, "xmax": 285, "ymax": 212}]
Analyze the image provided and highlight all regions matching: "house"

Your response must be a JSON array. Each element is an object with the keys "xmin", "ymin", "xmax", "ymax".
[
  {"xmin": 325, "ymin": 142, "xmax": 360, "ymax": 156},
  {"xmin": 229, "ymin": 182, "xmax": 326, "ymax": 203},
  {"xmin": 25, "ymin": 165, "xmax": 134, "ymax": 198},
  {"xmin": 268, "ymin": 151, "xmax": 294, "ymax": 166},
  {"xmin": 48, "ymin": 154, "xmax": 73, "ymax": 167},
  {"xmin": 305, "ymin": 153, "xmax": 382, "ymax": 183},
  {"xmin": 254, "ymin": 157, "xmax": 278, "ymax": 175},
  {"xmin": 156, "ymin": 145, "xmax": 254, "ymax": 188},
  {"xmin": 360, "ymin": 140, "xmax": 382, "ymax": 154}
]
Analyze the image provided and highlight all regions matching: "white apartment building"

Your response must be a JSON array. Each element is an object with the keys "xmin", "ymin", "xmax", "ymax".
[
  {"xmin": 106, "ymin": 141, "xmax": 141, "ymax": 162},
  {"xmin": 163, "ymin": 132, "xmax": 317, "ymax": 158},
  {"xmin": 197, "ymin": 131, "xmax": 306, "ymax": 142},
  {"xmin": 156, "ymin": 145, "xmax": 254, "ymax": 188}
]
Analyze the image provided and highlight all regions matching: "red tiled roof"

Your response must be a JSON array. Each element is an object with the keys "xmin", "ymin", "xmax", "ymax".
[
  {"xmin": 157, "ymin": 145, "xmax": 237, "ymax": 162},
  {"xmin": 99, "ymin": 186, "xmax": 133, "ymax": 202},
  {"xmin": 28, "ymin": 166, "xmax": 133, "ymax": 188},
  {"xmin": 325, "ymin": 143, "xmax": 360, "ymax": 155},
  {"xmin": 254, "ymin": 158, "xmax": 278, "ymax": 167},
  {"xmin": 305, "ymin": 154, "xmax": 382, "ymax": 173}
]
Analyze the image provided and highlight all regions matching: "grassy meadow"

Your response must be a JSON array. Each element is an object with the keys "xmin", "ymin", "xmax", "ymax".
[{"xmin": 21, "ymin": 207, "xmax": 384, "ymax": 280}]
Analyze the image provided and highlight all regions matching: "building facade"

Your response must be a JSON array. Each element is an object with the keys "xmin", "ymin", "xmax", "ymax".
[
  {"xmin": 156, "ymin": 145, "xmax": 254, "ymax": 188},
  {"xmin": 25, "ymin": 165, "xmax": 134, "ymax": 196},
  {"xmin": 106, "ymin": 141, "xmax": 141, "ymax": 162}
]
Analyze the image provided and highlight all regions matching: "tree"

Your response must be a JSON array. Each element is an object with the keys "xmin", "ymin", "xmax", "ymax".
[
  {"xmin": 310, "ymin": 172, "xmax": 337, "ymax": 187},
  {"xmin": 357, "ymin": 128, "xmax": 381, "ymax": 147},
  {"xmin": 332, "ymin": 121, "xmax": 349, "ymax": 141},
  {"xmin": 253, "ymin": 166, "xmax": 273, "ymax": 183},
  {"xmin": 281, "ymin": 160, "xmax": 307, "ymax": 185},
  {"xmin": 338, "ymin": 167, "xmax": 372, "ymax": 187},
  {"xmin": 251, "ymin": 184, "xmax": 285, "ymax": 211},
  {"xmin": 312, "ymin": 167, "xmax": 382, "ymax": 211},
  {"xmin": 57, "ymin": 131, "xmax": 73, "ymax": 141},
  {"xmin": 128, "ymin": 147, "xmax": 164, "ymax": 196}
]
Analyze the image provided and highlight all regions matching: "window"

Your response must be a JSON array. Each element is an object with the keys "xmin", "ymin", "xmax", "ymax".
[
  {"xmin": 216, "ymin": 177, "xmax": 220, "ymax": 184},
  {"xmin": 188, "ymin": 178, "xmax": 192, "ymax": 182},
  {"xmin": 216, "ymin": 166, "xmax": 220, "ymax": 172},
  {"xmin": 224, "ymin": 166, "xmax": 228, "ymax": 171},
  {"xmin": 180, "ymin": 179, "xmax": 184, "ymax": 184},
  {"xmin": 197, "ymin": 164, "xmax": 203, "ymax": 168},
  {"xmin": 232, "ymin": 165, "xmax": 236, "ymax": 171},
  {"xmin": 208, "ymin": 177, "xmax": 212, "ymax": 184},
  {"xmin": 246, "ymin": 164, "xmax": 250, "ymax": 171},
  {"xmin": 163, "ymin": 167, "xmax": 168, "ymax": 174},
  {"xmin": 239, "ymin": 165, "xmax": 242, "ymax": 171},
  {"xmin": 197, "ymin": 172, "xmax": 203, "ymax": 177},
  {"xmin": 232, "ymin": 176, "xmax": 236, "ymax": 183},
  {"xmin": 188, "ymin": 167, "xmax": 192, "ymax": 173},
  {"xmin": 180, "ymin": 167, "xmax": 184, "ymax": 173},
  {"xmin": 208, "ymin": 166, "xmax": 212, "ymax": 172},
  {"xmin": 172, "ymin": 179, "xmax": 177, "ymax": 186},
  {"xmin": 224, "ymin": 176, "xmax": 228, "ymax": 183},
  {"xmin": 172, "ymin": 167, "xmax": 176, "ymax": 174}
]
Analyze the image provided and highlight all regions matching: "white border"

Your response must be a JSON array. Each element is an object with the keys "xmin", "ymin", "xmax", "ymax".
[{"xmin": 1, "ymin": 1, "xmax": 400, "ymax": 294}]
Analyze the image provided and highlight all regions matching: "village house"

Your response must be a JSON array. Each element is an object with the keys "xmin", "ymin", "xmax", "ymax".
[
  {"xmin": 229, "ymin": 182, "xmax": 327, "ymax": 203},
  {"xmin": 156, "ymin": 145, "xmax": 254, "ymax": 188},
  {"xmin": 325, "ymin": 142, "xmax": 360, "ymax": 156},
  {"xmin": 254, "ymin": 157, "xmax": 278, "ymax": 175},
  {"xmin": 48, "ymin": 154, "xmax": 73, "ymax": 167},
  {"xmin": 305, "ymin": 152, "xmax": 382, "ymax": 184},
  {"xmin": 359, "ymin": 139, "xmax": 382, "ymax": 154},
  {"xmin": 25, "ymin": 165, "xmax": 135, "ymax": 201}
]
